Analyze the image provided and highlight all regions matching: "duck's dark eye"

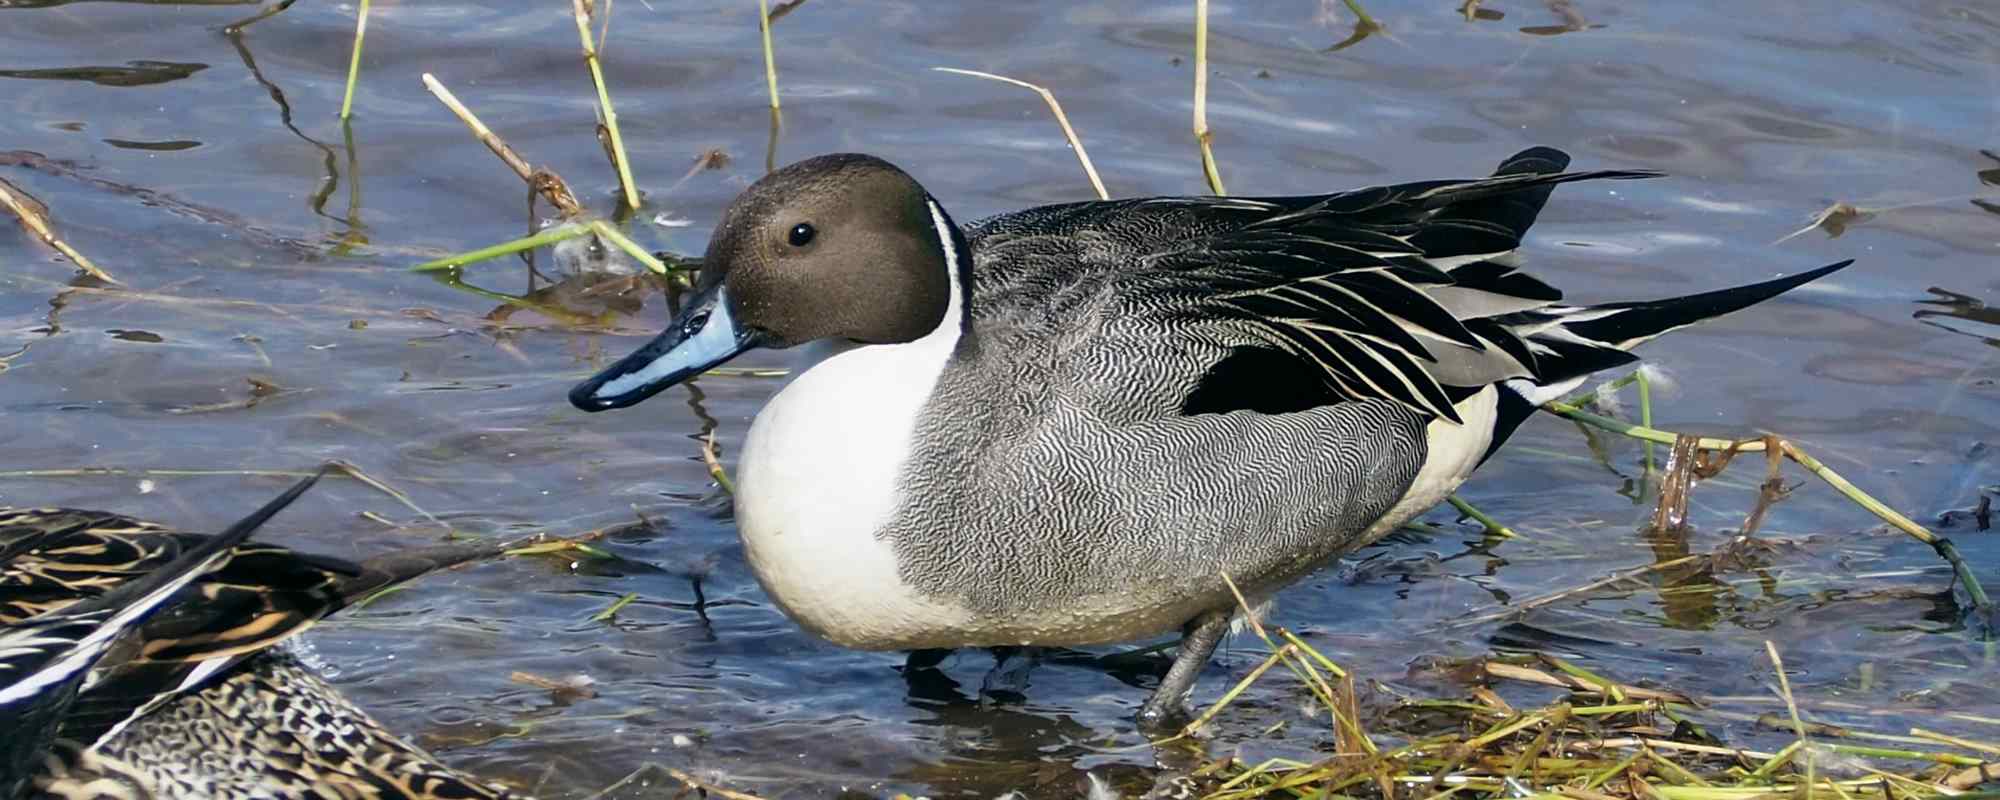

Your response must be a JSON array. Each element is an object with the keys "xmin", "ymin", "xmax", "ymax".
[{"xmin": 787, "ymin": 222, "xmax": 816, "ymax": 247}]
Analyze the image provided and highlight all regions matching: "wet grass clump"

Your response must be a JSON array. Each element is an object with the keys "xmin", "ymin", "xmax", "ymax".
[{"xmin": 1142, "ymin": 632, "xmax": 2000, "ymax": 800}]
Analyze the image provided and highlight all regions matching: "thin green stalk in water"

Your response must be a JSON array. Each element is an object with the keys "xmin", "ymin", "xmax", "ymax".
[
  {"xmin": 1341, "ymin": 0, "xmax": 1381, "ymax": 30},
  {"xmin": 702, "ymin": 430, "xmax": 736, "ymax": 495},
  {"xmin": 1192, "ymin": 0, "xmax": 1225, "ymax": 195},
  {"xmin": 572, "ymin": 0, "xmax": 642, "ymax": 211},
  {"xmin": 1637, "ymin": 367, "xmax": 1657, "ymax": 474},
  {"xmin": 758, "ymin": 0, "xmax": 781, "ymax": 111},
  {"xmin": 590, "ymin": 592, "xmax": 639, "ymax": 621},
  {"xmin": 329, "ymin": 118, "xmax": 368, "ymax": 256},
  {"xmin": 1447, "ymin": 495, "xmax": 1517, "ymax": 538},
  {"xmin": 411, "ymin": 225, "xmax": 593, "ymax": 272},
  {"xmin": 339, "ymin": 0, "xmax": 370, "ymax": 120},
  {"xmin": 411, "ymin": 220, "xmax": 670, "ymax": 281}
]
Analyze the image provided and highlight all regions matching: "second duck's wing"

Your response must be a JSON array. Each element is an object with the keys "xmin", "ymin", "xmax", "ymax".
[
  {"xmin": 0, "ymin": 508, "xmax": 545, "ymax": 752},
  {"xmin": 0, "ymin": 471, "xmax": 323, "ymax": 793},
  {"xmin": 1, "ymin": 494, "xmax": 541, "ymax": 798}
]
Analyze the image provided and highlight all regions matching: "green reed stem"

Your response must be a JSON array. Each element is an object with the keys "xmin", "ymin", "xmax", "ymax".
[
  {"xmin": 1448, "ymin": 495, "xmax": 1518, "ymax": 538},
  {"xmin": 1193, "ymin": 0, "xmax": 1226, "ymax": 195},
  {"xmin": 590, "ymin": 592, "xmax": 639, "ymax": 621},
  {"xmin": 410, "ymin": 224, "xmax": 591, "ymax": 271},
  {"xmin": 339, "ymin": 0, "xmax": 370, "ymax": 120},
  {"xmin": 1637, "ymin": 368, "xmax": 1657, "ymax": 474},
  {"xmin": 758, "ymin": 0, "xmax": 781, "ymax": 111},
  {"xmin": 572, "ymin": 0, "xmax": 642, "ymax": 211}
]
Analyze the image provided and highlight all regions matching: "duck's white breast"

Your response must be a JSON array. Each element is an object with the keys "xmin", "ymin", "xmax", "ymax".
[{"xmin": 734, "ymin": 341, "xmax": 977, "ymax": 649}]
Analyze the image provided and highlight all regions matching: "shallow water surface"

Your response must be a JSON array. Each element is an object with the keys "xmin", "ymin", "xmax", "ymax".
[{"xmin": 4, "ymin": 1, "xmax": 2000, "ymax": 796}]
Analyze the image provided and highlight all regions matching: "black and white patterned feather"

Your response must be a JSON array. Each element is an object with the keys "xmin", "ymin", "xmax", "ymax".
[
  {"xmin": 0, "ymin": 474, "xmax": 531, "ymax": 799},
  {"xmin": 968, "ymin": 147, "xmax": 1845, "ymax": 428},
  {"xmin": 0, "ymin": 469, "xmax": 323, "ymax": 797}
]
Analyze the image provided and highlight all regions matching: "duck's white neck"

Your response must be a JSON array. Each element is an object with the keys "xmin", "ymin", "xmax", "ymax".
[{"xmin": 730, "ymin": 197, "xmax": 979, "ymax": 648}]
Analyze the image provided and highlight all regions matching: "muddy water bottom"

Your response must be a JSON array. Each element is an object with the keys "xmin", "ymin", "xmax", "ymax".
[{"xmin": 4, "ymin": 0, "xmax": 2000, "ymax": 796}]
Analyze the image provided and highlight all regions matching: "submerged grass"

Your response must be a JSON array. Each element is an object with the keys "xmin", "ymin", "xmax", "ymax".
[{"xmin": 1546, "ymin": 378, "xmax": 1994, "ymax": 618}]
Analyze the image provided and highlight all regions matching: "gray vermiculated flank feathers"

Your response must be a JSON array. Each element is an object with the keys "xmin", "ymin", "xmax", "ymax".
[{"xmin": 872, "ymin": 152, "xmax": 1665, "ymax": 621}]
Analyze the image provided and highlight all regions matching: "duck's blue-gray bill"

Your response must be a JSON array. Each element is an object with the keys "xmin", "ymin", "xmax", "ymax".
[{"xmin": 570, "ymin": 285, "xmax": 757, "ymax": 412}]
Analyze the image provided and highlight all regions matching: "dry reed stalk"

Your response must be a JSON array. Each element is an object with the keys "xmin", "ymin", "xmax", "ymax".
[
  {"xmin": 325, "ymin": 460, "xmax": 451, "ymax": 534},
  {"xmin": 1193, "ymin": 0, "xmax": 1226, "ymax": 194},
  {"xmin": 0, "ymin": 176, "xmax": 117, "ymax": 284},
  {"xmin": 1483, "ymin": 661, "xmax": 1690, "ymax": 704},
  {"xmin": 1440, "ymin": 555, "xmax": 1702, "ymax": 630},
  {"xmin": 758, "ymin": 0, "xmax": 781, "ymax": 110},
  {"xmin": 420, "ymin": 74, "xmax": 584, "ymax": 217},
  {"xmin": 931, "ymin": 68, "xmax": 1109, "ymax": 200}
]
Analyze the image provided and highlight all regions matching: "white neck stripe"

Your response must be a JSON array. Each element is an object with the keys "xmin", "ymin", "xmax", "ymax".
[{"xmin": 924, "ymin": 198, "xmax": 966, "ymax": 345}]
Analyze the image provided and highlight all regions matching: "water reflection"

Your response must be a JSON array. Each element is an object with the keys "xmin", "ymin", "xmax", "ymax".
[
  {"xmin": 428, "ymin": 269, "xmax": 667, "ymax": 330},
  {"xmin": 1643, "ymin": 522, "xmax": 1727, "ymax": 631},
  {"xmin": 0, "ymin": 61, "xmax": 206, "ymax": 86},
  {"xmin": 0, "ymin": 0, "xmax": 253, "ymax": 7},
  {"xmin": 1915, "ymin": 287, "xmax": 2000, "ymax": 348},
  {"xmin": 1520, "ymin": 0, "xmax": 1603, "ymax": 35},
  {"xmin": 223, "ymin": 30, "xmax": 344, "ymax": 229},
  {"xmin": 102, "ymin": 138, "xmax": 201, "ymax": 151}
]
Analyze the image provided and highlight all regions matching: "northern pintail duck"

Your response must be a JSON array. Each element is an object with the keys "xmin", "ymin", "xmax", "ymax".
[
  {"xmin": 0, "ymin": 470, "xmax": 529, "ymax": 799},
  {"xmin": 570, "ymin": 147, "xmax": 1850, "ymax": 724}
]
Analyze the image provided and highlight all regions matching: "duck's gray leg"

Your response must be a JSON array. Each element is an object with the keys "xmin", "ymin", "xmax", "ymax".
[
  {"xmin": 905, "ymin": 648, "xmax": 952, "ymax": 671},
  {"xmin": 1136, "ymin": 609, "xmax": 1233, "ymax": 729},
  {"xmin": 980, "ymin": 646, "xmax": 1042, "ymax": 699}
]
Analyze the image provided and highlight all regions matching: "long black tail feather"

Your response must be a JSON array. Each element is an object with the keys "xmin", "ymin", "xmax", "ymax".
[
  {"xmin": 1480, "ymin": 259, "xmax": 1854, "ymax": 463},
  {"xmin": 1561, "ymin": 259, "xmax": 1855, "ymax": 351}
]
